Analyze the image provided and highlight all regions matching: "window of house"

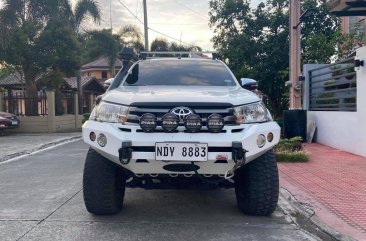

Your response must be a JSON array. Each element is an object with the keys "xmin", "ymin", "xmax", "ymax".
[{"xmin": 101, "ymin": 71, "xmax": 108, "ymax": 79}]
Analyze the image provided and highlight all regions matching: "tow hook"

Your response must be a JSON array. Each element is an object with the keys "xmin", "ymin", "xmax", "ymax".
[
  {"xmin": 119, "ymin": 141, "xmax": 132, "ymax": 164},
  {"xmin": 224, "ymin": 142, "xmax": 247, "ymax": 179}
]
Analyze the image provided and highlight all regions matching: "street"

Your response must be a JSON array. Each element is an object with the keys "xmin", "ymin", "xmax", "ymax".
[{"xmin": 0, "ymin": 140, "xmax": 318, "ymax": 241}]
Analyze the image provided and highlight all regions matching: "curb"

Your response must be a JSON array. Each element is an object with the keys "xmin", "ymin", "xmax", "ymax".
[
  {"xmin": 0, "ymin": 136, "xmax": 82, "ymax": 164},
  {"xmin": 279, "ymin": 188, "xmax": 356, "ymax": 241}
]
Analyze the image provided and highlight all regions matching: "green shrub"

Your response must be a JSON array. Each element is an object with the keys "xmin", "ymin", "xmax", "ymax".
[
  {"xmin": 275, "ymin": 136, "xmax": 309, "ymax": 162},
  {"xmin": 274, "ymin": 136, "xmax": 303, "ymax": 152},
  {"xmin": 82, "ymin": 113, "xmax": 90, "ymax": 124},
  {"xmin": 276, "ymin": 151, "xmax": 309, "ymax": 162}
]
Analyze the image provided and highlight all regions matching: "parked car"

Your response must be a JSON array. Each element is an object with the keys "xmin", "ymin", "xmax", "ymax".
[{"xmin": 0, "ymin": 112, "xmax": 20, "ymax": 130}]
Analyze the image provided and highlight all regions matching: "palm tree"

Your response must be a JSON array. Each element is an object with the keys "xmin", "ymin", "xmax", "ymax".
[
  {"xmin": 62, "ymin": 0, "xmax": 101, "ymax": 113},
  {"xmin": 85, "ymin": 29, "xmax": 120, "ymax": 76},
  {"xmin": 0, "ymin": 0, "xmax": 101, "ymax": 115},
  {"xmin": 63, "ymin": 0, "xmax": 101, "ymax": 35},
  {"xmin": 118, "ymin": 24, "xmax": 144, "ymax": 51}
]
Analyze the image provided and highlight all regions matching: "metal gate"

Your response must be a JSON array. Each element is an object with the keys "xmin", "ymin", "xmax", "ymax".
[
  {"xmin": 2, "ymin": 91, "xmax": 47, "ymax": 116},
  {"xmin": 308, "ymin": 57, "xmax": 357, "ymax": 112}
]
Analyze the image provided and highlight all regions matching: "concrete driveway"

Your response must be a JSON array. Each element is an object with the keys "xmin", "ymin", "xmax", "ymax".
[{"xmin": 0, "ymin": 140, "xmax": 318, "ymax": 241}]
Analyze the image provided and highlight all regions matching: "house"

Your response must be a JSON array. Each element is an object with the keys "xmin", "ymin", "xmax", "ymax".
[
  {"xmin": 329, "ymin": 0, "xmax": 366, "ymax": 44},
  {"xmin": 81, "ymin": 56, "xmax": 123, "ymax": 82},
  {"xmin": 0, "ymin": 72, "xmax": 105, "ymax": 115}
]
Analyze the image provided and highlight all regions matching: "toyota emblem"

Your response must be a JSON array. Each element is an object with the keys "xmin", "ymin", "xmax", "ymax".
[{"xmin": 170, "ymin": 107, "xmax": 193, "ymax": 121}]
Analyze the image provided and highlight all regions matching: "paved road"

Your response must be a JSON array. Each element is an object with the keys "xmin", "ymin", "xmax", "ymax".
[
  {"xmin": 0, "ymin": 132, "xmax": 81, "ymax": 163},
  {"xmin": 0, "ymin": 140, "xmax": 318, "ymax": 241}
]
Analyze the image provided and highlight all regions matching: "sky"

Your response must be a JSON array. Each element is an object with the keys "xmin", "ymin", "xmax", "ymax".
[
  {"xmin": 85, "ymin": 0, "xmax": 217, "ymax": 50},
  {"xmin": 0, "ymin": 0, "xmax": 262, "ymax": 50},
  {"xmin": 75, "ymin": 0, "xmax": 263, "ymax": 50}
]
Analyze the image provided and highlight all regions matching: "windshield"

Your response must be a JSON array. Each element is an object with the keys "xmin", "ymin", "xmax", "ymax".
[{"xmin": 122, "ymin": 59, "xmax": 237, "ymax": 86}]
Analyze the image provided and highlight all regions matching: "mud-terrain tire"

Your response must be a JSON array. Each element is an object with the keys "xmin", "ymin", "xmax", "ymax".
[
  {"xmin": 234, "ymin": 150, "xmax": 279, "ymax": 216},
  {"xmin": 83, "ymin": 148, "xmax": 126, "ymax": 215}
]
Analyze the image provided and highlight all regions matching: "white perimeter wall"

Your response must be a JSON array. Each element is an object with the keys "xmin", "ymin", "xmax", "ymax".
[{"xmin": 306, "ymin": 46, "xmax": 366, "ymax": 157}]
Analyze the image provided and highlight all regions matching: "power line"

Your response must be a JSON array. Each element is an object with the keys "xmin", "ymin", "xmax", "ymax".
[
  {"xmin": 148, "ymin": 27, "xmax": 195, "ymax": 47},
  {"xmin": 115, "ymin": 0, "xmax": 195, "ymax": 47},
  {"xmin": 149, "ymin": 22, "xmax": 208, "ymax": 26},
  {"xmin": 116, "ymin": 0, "xmax": 144, "ymax": 25},
  {"xmin": 172, "ymin": 0, "xmax": 209, "ymax": 20}
]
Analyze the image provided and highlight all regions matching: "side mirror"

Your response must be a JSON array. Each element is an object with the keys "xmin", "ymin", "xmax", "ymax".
[
  {"xmin": 104, "ymin": 78, "xmax": 114, "ymax": 89},
  {"xmin": 240, "ymin": 78, "xmax": 258, "ymax": 91}
]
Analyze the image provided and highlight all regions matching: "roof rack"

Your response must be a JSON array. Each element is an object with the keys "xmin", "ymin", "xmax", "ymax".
[{"xmin": 139, "ymin": 51, "xmax": 220, "ymax": 60}]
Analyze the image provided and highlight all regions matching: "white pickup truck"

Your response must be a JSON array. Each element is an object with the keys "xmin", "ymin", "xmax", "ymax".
[{"xmin": 82, "ymin": 55, "xmax": 281, "ymax": 216}]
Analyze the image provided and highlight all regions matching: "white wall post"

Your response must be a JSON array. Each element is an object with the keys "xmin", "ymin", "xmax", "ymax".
[
  {"xmin": 0, "ymin": 91, "xmax": 4, "ymax": 112},
  {"xmin": 74, "ymin": 93, "xmax": 79, "ymax": 129},
  {"xmin": 46, "ymin": 91, "xmax": 55, "ymax": 133},
  {"xmin": 356, "ymin": 47, "xmax": 366, "ymax": 118}
]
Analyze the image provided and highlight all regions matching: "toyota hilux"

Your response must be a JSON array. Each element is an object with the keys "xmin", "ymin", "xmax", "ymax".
[{"xmin": 82, "ymin": 55, "xmax": 281, "ymax": 216}]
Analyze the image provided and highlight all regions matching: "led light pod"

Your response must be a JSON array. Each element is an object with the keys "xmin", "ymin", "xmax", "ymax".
[
  {"xmin": 207, "ymin": 114, "xmax": 224, "ymax": 133},
  {"xmin": 139, "ymin": 113, "xmax": 157, "ymax": 132},
  {"xmin": 184, "ymin": 114, "xmax": 202, "ymax": 133},
  {"xmin": 161, "ymin": 113, "xmax": 179, "ymax": 132}
]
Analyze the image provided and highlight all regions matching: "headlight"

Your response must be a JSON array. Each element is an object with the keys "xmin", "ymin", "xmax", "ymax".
[
  {"xmin": 234, "ymin": 102, "xmax": 272, "ymax": 124},
  {"xmin": 90, "ymin": 102, "xmax": 129, "ymax": 124}
]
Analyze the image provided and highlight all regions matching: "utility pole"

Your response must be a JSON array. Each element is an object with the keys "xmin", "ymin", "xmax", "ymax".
[
  {"xmin": 110, "ymin": 0, "xmax": 113, "ymax": 31},
  {"xmin": 143, "ymin": 0, "xmax": 149, "ymax": 51},
  {"xmin": 289, "ymin": 0, "xmax": 302, "ymax": 109}
]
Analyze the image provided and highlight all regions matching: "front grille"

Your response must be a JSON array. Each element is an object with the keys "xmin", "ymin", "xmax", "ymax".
[{"xmin": 127, "ymin": 102, "xmax": 237, "ymax": 128}]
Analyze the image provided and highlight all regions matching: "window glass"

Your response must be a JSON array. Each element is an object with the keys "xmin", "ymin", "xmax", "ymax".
[
  {"xmin": 101, "ymin": 71, "xmax": 108, "ymax": 79},
  {"xmin": 123, "ymin": 60, "xmax": 236, "ymax": 86}
]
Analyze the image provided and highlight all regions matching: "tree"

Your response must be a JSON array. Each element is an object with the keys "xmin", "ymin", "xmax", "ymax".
[
  {"xmin": 150, "ymin": 37, "xmax": 202, "ymax": 57},
  {"xmin": 118, "ymin": 24, "xmax": 144, "ymax": 52},
  {"xmin": 209, "ymin": 0, "xmax": 355, "ymax": 117},
  {"xmin": 0, "ymin": 0, "xmax": 101, "ymax": 115},
  {"xmin": 300, "ymin": 0, "xmax": 340, "ymax": 64},
  {"xmin": 63, "ymin": 0, "xmax": 101, "ymax": 114},
  {"xmin": 0, "ymin": 0, "xmax": 80, "ymax": 115},
  {"xmin": 151, "ymin": 38, "xmax": 170, "ymax": 52},
  {"xmin": 210, "ymin": 0, "xmax": 290, "ymax": 117},
  {"xmin": 64, "ymin": 0, "xmax": 101, "ymax": 35},
  {"xmin": 84, "ymin": 29, "xmax": 120, "ymax": 75}
]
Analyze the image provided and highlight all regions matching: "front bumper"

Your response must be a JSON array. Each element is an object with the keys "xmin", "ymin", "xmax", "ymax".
[{"xmin": 82, "ymin": 121, "xmax": 280, "ymax": 175}]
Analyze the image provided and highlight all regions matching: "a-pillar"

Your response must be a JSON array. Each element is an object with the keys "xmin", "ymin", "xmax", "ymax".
[{"xmin": 89, "ymin": 94, "xmax": 95, "ymax": 113}]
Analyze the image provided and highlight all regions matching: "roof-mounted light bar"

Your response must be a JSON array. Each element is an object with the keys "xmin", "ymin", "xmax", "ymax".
[{"xmin": 139, "ymin": 51, "xmax": 220, "ymax": 60}]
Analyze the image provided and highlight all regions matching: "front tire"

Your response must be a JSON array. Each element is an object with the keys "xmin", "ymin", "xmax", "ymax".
[
  {"xmin": 234, "ymin": 151, "xmax": 279, "ymax": 216},
  {"xmin": 83, "ymin": 148, "xmax": 126, "ymax": 215}
]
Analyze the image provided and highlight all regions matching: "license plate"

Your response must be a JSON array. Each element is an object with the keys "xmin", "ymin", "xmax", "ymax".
[
  {"xmin": 11, "ymin": 121, "xmax": 17, "ymax": 125},
  {"xmin": 155, "ymin": 142, "xmax": 208, "ymax": 162}
]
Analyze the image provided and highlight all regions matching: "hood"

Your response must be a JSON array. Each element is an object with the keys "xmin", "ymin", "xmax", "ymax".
[
  {"xmin": 0, "ymin": 111, "xmax": 15, "ymax": 118},
  {"xmin": 102, "ymin": 86, "xmax": 260, "ymax": 106}
]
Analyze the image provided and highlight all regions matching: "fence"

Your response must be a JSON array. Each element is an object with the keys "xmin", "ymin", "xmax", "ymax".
[
  {"xmin": 1, "ymin": 91, "xmax": 47, "ymax": 116},
  {"xmin": 57, "ymin": 93, "xmax": 75, "ymax": 116},
  {"xmin": 304, "ymin": 46, "xmax": 366, "ymax": 157},
  {"xmin": 308, "ymin": 57, "xmax": 356, "ymax": 112},
  {"xmin": 0, "ymin": 90, "xmax": 83, "ymax": 133}
]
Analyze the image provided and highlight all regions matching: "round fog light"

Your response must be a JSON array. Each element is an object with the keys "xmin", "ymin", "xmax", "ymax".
[
  {"xmin": 97, "ymin": 133, "xmax": 107, "ymax": 147},
  {"xmin": 184, "ymin": 114, "xmax": 202, "ymax": 133},
  {"xmin": 267, "ymin": 132, "xmax": 274, "ymax": 142},
  {"xmin": 207, "ymin": 114, "xmax": 224, "ymax": 133},
  {"xmin": 139, "ymin": 113, "xmax": 157, "ymax": 132},
  {"xmin": 256, "ymin": 134, "xmax": 266, "ymax": 148},
  {"xmin": 162, "ymin": 113, "xmax": 179, "ymax": 132},
  {"xmin": 89, "ymin": 132, "xmax": 96, "ymax": 142}
]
